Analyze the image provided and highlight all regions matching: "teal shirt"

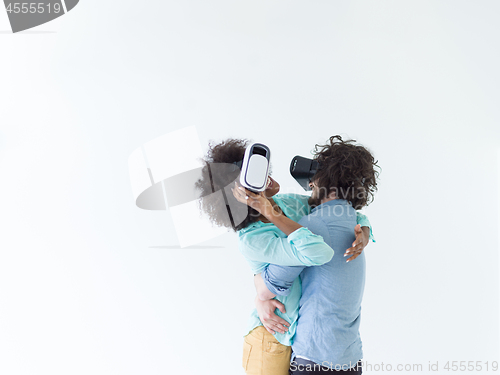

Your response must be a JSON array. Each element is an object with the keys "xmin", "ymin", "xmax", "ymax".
[{"xmin": 238, "ymin": 193, "xmax": 374, "ymax": 346}]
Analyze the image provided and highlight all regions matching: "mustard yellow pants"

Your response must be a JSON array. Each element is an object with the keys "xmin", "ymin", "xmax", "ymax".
[{"xmin": 242, "ymin": 326, "xmax": 292, "ymax": 375}]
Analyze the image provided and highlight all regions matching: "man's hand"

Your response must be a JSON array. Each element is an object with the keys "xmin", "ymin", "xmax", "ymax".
[
  {"xmin": 254, "ymin": 273, "xmax": 277, "ymax": 301},
  {"xmin": 254, "ymin": 296, "xmax": 290, "ymax": 335},
  {"xmin": 344, "ymin": 224, "xmax": 369, "ymax": 262}
]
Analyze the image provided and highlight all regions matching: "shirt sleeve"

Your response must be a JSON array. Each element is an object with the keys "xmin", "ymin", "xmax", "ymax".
[
  {"xmin": 356, "ymin": 212, "xmax": 376, "ymax": 242},
  {"xmin": 262, "ymin": 264, "xmax": 305, "ymax": 296},
  {"xmin": 239, "ymin": 226, "xmax": 334, "ymax": 267}
]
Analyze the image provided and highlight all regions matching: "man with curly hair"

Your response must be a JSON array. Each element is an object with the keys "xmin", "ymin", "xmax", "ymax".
[
  {"xmin": 196, "ymin": 137, "xmax": 374, "ymax": 375},
  {"xmin": 254, "ymin": 135, "xmax": 379, "ymax": 375}
]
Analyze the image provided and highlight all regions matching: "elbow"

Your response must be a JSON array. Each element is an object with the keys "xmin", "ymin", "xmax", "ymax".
[{"xmin": 314, "ymin": 249, "xmax": 334, "ymax": 265}]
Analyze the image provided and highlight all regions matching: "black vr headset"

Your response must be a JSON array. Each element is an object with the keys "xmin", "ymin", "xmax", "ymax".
[{"xmin": 290, "ymin": 156, "xmax": 320, "ymax": 191}]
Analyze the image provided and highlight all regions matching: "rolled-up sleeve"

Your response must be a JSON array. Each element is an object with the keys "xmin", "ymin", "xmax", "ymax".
[
  {"xmin": 356, "ymin": 212, "xmax": 376, "ymax": 242},
  {"xmin": 239, "ymin": 225, "xmax": 334, "ymax": 267},
  {"xmin": 262, "ymin": 264, "xmax": 305, "ymax": 296}
]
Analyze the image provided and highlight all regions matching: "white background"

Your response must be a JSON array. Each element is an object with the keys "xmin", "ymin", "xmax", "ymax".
[{"xmin": 0, "ymin": 1, "xmax": 499, "ymax": 374}]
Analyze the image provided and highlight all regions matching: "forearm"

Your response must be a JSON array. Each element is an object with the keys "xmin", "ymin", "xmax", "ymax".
[
  {"xmin": 254, "ymin": 273, "xmax": 276, "ymax": 301},
  {"xmin": 262, "ymin": 208, "xmax": 302, "ymax": 236},
  {"xmin": 361, "ymin": 226, "xmax": 370, "ymax": 247},
  {"xmin": 240, "ymin": 217, "xmax": 334, "ymax": 267}
]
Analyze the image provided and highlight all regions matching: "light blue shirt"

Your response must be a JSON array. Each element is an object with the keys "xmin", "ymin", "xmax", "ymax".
[
  {"xmin": 238, "ymin": 194, "xmax": 373, "ymax": 346},
  {"xmin": 262, "ymin": 199, "xmax": 366, "ymax": 367}
]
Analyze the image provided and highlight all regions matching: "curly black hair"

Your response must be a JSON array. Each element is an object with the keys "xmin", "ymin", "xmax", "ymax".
[
  {"xmin": 311, "ymin": 135, "xmax": 380, "ymax": 209},
  {"xmin": 195, "ymin": 139, "xmax": 261, "ymax": 232}
]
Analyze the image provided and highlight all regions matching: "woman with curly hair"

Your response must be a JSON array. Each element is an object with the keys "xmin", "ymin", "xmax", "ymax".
[{"xmin": 195, "ymin": 137, "xmax": 375, "ymax": 375}]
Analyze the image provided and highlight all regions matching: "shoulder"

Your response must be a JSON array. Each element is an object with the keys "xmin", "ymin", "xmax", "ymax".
[
  {"xmin": 274, "ymin": 193, "xmax": 309, "ymax": 205},
  {"xmin": 299, "ymin": 212, "xmax": 329, "ymax": 228},
  {"xmin": 298, "ymin": 212, "xmax": 330, "ymax": 239},
  {"xmin": 311, "ymin": 201, "xmax": 356, "ymax": 221},
  {"xmin": 273, "ymin": 193, "xmax": 310, "ymax": 221},
  {"xmin": 299, "ymin": 201, "xmax": 356, "ymax": 235}
]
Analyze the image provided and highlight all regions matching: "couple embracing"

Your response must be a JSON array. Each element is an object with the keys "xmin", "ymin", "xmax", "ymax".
[{"xmin": 196, "ymin": 135, "xmax": 379, "ymax": 375}]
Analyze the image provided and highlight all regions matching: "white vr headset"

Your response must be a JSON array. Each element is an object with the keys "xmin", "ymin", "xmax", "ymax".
[{"xmin": 235, "ymin": 143, "xmax": 271, "ymax": 192}]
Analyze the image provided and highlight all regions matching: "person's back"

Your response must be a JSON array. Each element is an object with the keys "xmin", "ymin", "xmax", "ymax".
[
  {"xmin": 260, "ymin": 135, "xmax": 379, "ymax": 374},
  {"xmin": 292, "ymin": 199, "xmax": 365, "ymax": 369}
]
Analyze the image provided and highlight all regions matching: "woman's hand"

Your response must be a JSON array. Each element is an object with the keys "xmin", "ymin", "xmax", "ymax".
[
  {"xmin": 232, "ymin": 182, "xmax": 273, "ymax": 216},
  {"xmin": 232, "ymin": 181, "xmax": 302, "ymax": 235},
  {"xmin": 344, "ymin": 224, "xmax": 370, "ymax": 262},
  {"xmin": 254, "ymin": 296, "xmax": 290, "ymax": 335}
]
